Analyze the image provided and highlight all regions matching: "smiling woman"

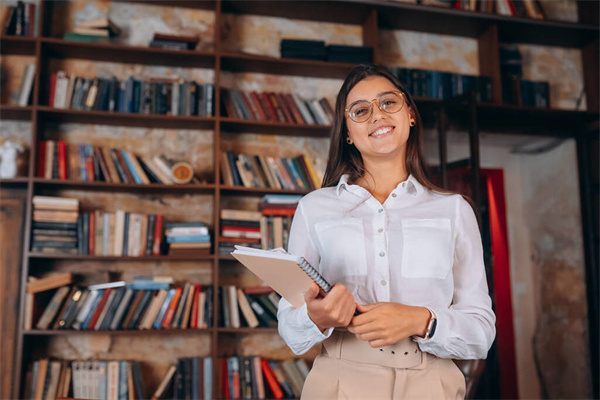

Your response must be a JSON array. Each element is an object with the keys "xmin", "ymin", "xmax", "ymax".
[{"xmin": 276, "ymin": 64, "xmax": 496, "ymax": 400}]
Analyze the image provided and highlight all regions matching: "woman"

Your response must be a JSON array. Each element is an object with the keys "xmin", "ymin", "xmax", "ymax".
[{"xmin": 277, "ymin": 64, "xmax": 496, "ymax": 399}]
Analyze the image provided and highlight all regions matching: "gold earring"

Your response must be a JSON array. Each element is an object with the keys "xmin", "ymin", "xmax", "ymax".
[{"xmin": 346, "ymin": 136, "xmax": 353, "ymax": 145}]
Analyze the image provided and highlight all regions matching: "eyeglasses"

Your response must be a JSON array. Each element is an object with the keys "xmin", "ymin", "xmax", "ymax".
[{"xmin": 345, "ymin": 91, "xmax": 405, "ymax": 123}]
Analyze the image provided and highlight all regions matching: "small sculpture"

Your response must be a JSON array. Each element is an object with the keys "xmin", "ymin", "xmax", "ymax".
[{"xmin": 0, "ymin": 140, "xmax": 24, "ymax": 178}]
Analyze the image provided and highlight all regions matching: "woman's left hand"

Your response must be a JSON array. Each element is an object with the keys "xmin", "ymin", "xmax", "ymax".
[{"xmin": 348, "ymin": 302, "xmax": 431, "ymax": 348}]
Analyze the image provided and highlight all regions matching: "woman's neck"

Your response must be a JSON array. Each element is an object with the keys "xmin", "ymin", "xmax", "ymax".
[{"xmin": 354, "ymin": 158, "xmax": 409, "ymax": 203}]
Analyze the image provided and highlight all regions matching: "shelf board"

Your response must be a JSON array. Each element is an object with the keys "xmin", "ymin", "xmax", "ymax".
[
  {"xmin": 0, "ymin": 105, "xmax": 33, "ymax": 121},
  {"xmin": 220, "ymin": 118, "xmax": 330, "ymax": 137},
  {"xmin": 219, "ymin": 185, "xmax": 310, "ymax": 196},
  {"xmin": 24, "ymin": 328, "xmax": 211, "ymax": 336},
  {"xmin": 220, "ymin": 52, "xmax": 357, "ymax": 79},
  {"xmin": 37, "ymin": 107, "xmax": 216, "ymax": 129},
  {"xmin": 28, "ymin": 252, "xmax": 215, "ymax": 261},
  {"xmin": 217, "ymin": 327, "xmax": 278, "ymax": 334},
  {"xmin": 0, "ymin": 35, "xmax": 37, "ymax": 55},
  {"xmin": 0, "ymin": 177, "xmax": 30, "ymax": 187},
  {"xmin": 33, "ymin": 178, "xmax": 216, "ymax": 193},
  {"xmin": 41, "ymin": 38, "xmax": 216, "ymax": 68},
  {"xmin": 474, "ymin": 104, "xmax": 600, "ymax": 136},
  {"xmin": 111, "ymin": 0, "xmax": 216, "ymax": 10}
]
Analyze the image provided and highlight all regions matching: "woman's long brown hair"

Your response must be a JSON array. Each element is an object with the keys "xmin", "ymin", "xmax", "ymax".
[{"xmin": 322, "ymin": 64, "xmax": 455, "ymax": 197}]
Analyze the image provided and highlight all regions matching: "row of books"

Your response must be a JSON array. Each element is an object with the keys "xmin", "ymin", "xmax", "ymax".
[
  {"xmin": 395, "ymin": 67, "xmax": 493, "ymax": 103},
  {"xmin": 31, "ymin": 196, "xmax": 80, "ymax": 254},
  {"xmin": 219, "ymin": 209, "xmax": 263, "ymax": 256},
  {"xmin": 36, "ymin": 141, "xmax": 198, "ymax": 185},
  {"xmin": 48, "ymin": 72, "xmax": 215, "ymax": 117},
  {"xmin": 156, "ymin": 357, "xmax": 213, "ymax": 400},
  {"xmin": 27, "ymin": 278, "xmax": 214, "ymax": 332},
  {"xmin": 219, "ymin": 285, "xmax": 280, "ymax": 329},
  {"xmin": 420, "ymin": 0, "xmax": 546, "ymax": 19},
  {"xmin": 26, "ymin": 359, "xmax": 144, "ymax": 400},
  {"xmin": 2, "ymin": 1, "xmax": 37, "ymax": 36},
  {"xmin": 165, "ymin": 222, "xmax": 211, "ymax": 257},
  {"xmin": 218, "ymin": 356, "xmax": 309, "ymax": 399},
  {"xmin": 280, "ymin": 39, "xmax": 373, "ymax": 64},
  {"xmin": 221, "ymin": 88, "xmax": 335, "ymax": 125},
  {"xmin": 221, "ymin": 151, "xmax": 323, "ymax": 191}
]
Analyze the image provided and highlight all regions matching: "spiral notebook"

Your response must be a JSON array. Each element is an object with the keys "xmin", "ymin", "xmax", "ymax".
[{"xmin": 231, "ymin": 245, "xmax": 332, "ymax": 308}]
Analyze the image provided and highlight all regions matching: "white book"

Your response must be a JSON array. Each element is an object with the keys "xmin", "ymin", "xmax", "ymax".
[
  {"xmin": 305, "ymin": 100, "xmax": 325, "ymax": 125},
  {"xmin": 53, "ymin": 71, "xmax": 69, "ymax": 109},
  {"xmin": 203, "ymin": 358, "xmax": 212, "ymax": 400},
  {"xmin": 132, "ymin": 214, "xmax": 141, "ymax": 257},
  {"xmin": 152, "ymin": 156, "xmax": 173, "ymax": 183},
  {"xmin": 33, "ymin": 195, "xmax": 79, "ymax": 207},
  {"xmin": 72, "ymin": 289, "xmax": 100, "ymax": 330},
  {"xmin": 17, "ymin": 63, "xmax": 35, "ymax": 106},
  {"xmin": 228, "ymin": 285, "xmax": 240, "ymax": 328},
  {"xmin": 72, "ymin": 361, "xmax": 82, "ymax": 399},
  {"xmin": 292, "ymin": 94, "xmax": 315, "ymax": 124},
  {"xmin": 114, "ymin": 210, "xmax": 125, "ymax": 256},
  {"xmin": 171, "ymin": 81, "xmax": 180, "ymax": 116},
  {"xmin": 96, "ymin": 361, "xmax": 108, "ymax": 400},
  {"xmin": 140, "ymin": 156, "xmax": 172, "ymax": 184},
  {"xmin": 312, "ymin": 99, "xmax": 331, "ymax": 125},
  {"xmin": 198, "ymin": 291, "xmax": 206, "ymax": 329},
  {"xmin": 103, "ymin": 212, "xmax": 110, "ymax": 256}
]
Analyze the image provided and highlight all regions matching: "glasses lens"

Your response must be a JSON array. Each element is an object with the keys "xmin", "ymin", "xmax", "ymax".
[
  {"xmin": 379, "ymin": 92, "xmax": 403, "ymax": 113},
  {"xmin": 348, "ymin": 101, "xmax": 372, "ymax": 123}
]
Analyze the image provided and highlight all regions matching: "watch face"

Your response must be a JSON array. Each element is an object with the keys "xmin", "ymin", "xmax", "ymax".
[{"xmin": 429, "ymin": 317, "xmax": 437, "ymax": 339}]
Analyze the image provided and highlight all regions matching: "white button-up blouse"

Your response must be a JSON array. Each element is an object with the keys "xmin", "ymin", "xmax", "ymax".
[{"xmin": 277, "ymin": 174, "xmax": 496, "ymax": 360}]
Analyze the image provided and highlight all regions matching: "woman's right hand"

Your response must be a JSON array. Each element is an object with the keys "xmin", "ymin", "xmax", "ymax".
[{"xmin": 304, "ymin": 282, "xmax": 356, "ymax": 331}]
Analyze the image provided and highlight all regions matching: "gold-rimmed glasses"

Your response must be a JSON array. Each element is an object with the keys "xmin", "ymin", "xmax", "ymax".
[{"xmin": 345, "ymin": 91, "xmax": 405, "ymax": 123}]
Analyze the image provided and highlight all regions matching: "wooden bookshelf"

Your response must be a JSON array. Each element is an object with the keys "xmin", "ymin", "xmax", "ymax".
[{"xmin": 4, "ymin": 0, "xmax": 598, "ymax": 398}]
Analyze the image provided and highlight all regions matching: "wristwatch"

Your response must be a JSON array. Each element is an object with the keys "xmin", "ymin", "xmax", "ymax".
[{"xmin": 423, "ymin": 308, "xmax": 437, "ymax": 339}]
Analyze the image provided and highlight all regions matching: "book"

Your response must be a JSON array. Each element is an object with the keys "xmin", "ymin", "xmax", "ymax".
[{"xmin": 231, "ymin": 246, "xmax": 332, "ymax": 308}]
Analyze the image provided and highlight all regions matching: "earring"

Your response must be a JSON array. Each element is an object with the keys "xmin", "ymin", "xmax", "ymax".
[
  {"xmin": 410, "ymin": 120, "xmax": 416, "ymax": 127},
  {"xmin": 346, "ymin": 136, "xmax": 353, "ymax": 145}
]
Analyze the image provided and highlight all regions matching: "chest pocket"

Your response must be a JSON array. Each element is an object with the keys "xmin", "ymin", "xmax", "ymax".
[
  {"xmin": 401, "ymin": 218, "xmax": 453, "ymax": 279},
  {"xmin": 315, "ymin": 218, "xmax": 368, "ymax": 282}
]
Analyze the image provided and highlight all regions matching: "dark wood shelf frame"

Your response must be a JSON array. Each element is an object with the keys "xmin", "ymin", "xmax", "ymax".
[{"xmin": 0, "ymin": 35, "xmax": 37, "ymax": 55}]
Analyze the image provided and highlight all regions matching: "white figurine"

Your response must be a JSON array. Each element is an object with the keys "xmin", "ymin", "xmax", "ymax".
[{"xmin": 0, "ymin": 141, "xmax": 24, "ymax": 178}]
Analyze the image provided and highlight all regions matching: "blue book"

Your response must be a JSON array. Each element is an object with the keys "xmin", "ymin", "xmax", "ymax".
[
  {"xmin": 164, "ymin": 222, "xmax": 207, "ymax": 229},
  {"xmin": 118, "ymin": 80, "xmax": 126, "ymax": 112},
  {"xmin": 125, "ymin": 76, "xmax": 134, "ymax": 113},
  {"xmin": 127, "ymin": 281, "xmax": 171, "ymax": 291},
  {"xmin": 166, "ymin": 234, "xmax": 211, "ymax": 243},
  {"xmin": 81, "ymin": 289, "xmax": 104, "ymax": 330},
  {"xmin": 191, "ymin": 357, "xmax": 199, "ymax": 400},
  {"xmin": 120, "ymin": 150, "xmax": 142, "ymax": 184},
  {"xmin": 118, "ymin": 361, "xmax": 128, "ymax": 400},
  {"xmin": 78, "ymin": 144, "xmax": 87, "ymax": 181},
  {"xmin": 153, "ymin": 289, "xmax": 175, "ymax": 329},
  {"xmin": 227, "ymin": 357, "xmax": 239, "ymax": 398},
  {"xmin": 96, "ymin": 361, "xmax": 108, "ymax": 400},
  {"xmin": 204, "ymin": 357, "xmax": 212, "ymax": 400}
]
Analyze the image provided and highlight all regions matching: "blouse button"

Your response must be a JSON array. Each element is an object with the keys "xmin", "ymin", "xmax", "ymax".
[
  {"xmin": 379, "ymin": 251, "xmax": 385, "ymax": 257},
  {"xmin": 378, "ymin": 228, "xmax": 383, "ymax": 233},
  {"xmin": 378, "ymin": 208, "xmax": 383, "ymax": 213},
  {"xmin": 401, "ymin": 182, "xmax": 406, "ymax": 188},
  {"xmin": 380, "ymin": 280, "xmax": 387, "ymax": 286},
  {"xmin": 391, "ymin": 193, "xmax": 397, "ymax": 198}
]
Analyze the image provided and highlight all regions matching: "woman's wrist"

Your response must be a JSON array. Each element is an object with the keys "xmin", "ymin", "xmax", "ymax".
[{"xmin": 414, "ymin": 306, "xmax": 432, "ymax": 338}]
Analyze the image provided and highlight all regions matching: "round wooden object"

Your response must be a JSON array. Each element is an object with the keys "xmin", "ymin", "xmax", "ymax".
[{"xmin": 170, "ymin": 161, "xmax": 194, "ymax": 184}]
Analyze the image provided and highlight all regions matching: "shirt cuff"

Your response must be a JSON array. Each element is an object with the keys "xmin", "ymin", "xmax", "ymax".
[
  {"xmin": 412, "ymin": 307, "xmax": 445, "ymax": 349},
  {"xmin": 298, "ymin": 302, "xmax": 334, "ymax": 340}
]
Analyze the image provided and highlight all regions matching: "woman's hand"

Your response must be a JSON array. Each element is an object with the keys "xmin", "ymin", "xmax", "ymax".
[
  {"xmin": 304, "ymin": 282, "xmax": 356, "ymax": 331},
  {"xmin": 348, "ymin": 303, "xmax": 431, "ymax": 347}
]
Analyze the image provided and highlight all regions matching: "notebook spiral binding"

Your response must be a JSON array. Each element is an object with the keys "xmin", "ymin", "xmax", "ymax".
[{"xmin": 298, "ymin": 257, "xmax": 332, "ymax": 293}]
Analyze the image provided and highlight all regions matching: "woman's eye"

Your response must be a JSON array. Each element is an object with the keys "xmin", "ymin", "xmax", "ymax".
[
  {"xmin": 354, "ymin": 108, "xmax": 368, "ymax": 116},
  {"xmin": 383, "ymin": 100, "xmax": 396, "ymax": 107}
]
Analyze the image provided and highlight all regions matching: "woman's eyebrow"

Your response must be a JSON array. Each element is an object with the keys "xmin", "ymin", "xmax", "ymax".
[{"xmin": 347, "ymin": 91, "xmax": 397, "ymax": 107}]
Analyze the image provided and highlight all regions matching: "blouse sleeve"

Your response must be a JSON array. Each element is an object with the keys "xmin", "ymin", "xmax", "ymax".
[
  {"xmin": 277, "ymin": 200, "xmax": 334, "ymax": 355},
  {"xmin": 415, "ymin": 196, "xmax": 497, "ymax": 359}
]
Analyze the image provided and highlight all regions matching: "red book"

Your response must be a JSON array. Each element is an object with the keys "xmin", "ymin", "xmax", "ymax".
[
  {"xmin": 243, "ymin": 286, "xmax": 274, "ymax": 295},
  {"xmin": 506, "ymin": 0, "xmax": 518, "ymax": 16},
  {"xmin": 161, "ymin": 287, "xmax": 182, "ymax": 328},
  {"xmin": 57, "ymin": 141, "xmax": 67, "ymax": 180},
  {"xmin": 260, "ymin": 92, "xmax": 279, "ymax": 122},
  {"xmin": 37, "ymin": 141, "xmax": 46, "ymax": 177},
  {"xmin": 221, "ymin": 226, "xmax": 260, "ymax": 233},
  {"xmin": 249, "ymin": 91, "xmax": 267, "ymax": 121},
  {"xmin": 261, "ymin": 208, "xmax": 297, "ymax": 216},
  {"xmin": 222, "ymin": 91, "xmax": 237, "ymax": 119},
  {"xmin": 48, "ymin": 73, "xmax": 57, "ymax": 107},
  {"xmin": 274, "ymin": 93, "xmax": 294, "ymax": 123},
  {"xmin": 87, "ymin": 288, "xmax": 112, "ymax": 330},
  {"xmin": 88, "ymin": 212, "xmax": 95, "ymax": 255},
  {"xmin": 267, "ymin": 93, "xmax": 287, "ymax": 123},
  {"xmin": 282, "ymin": 93, "xmax": 305, "ymax": 124},
  {"xmin": 260, "ymin": 360, "xmax": 284, "ymax": 399},
  {"xmin": 220, "ymin": 358, "xmax": 230, "ymax": 399},
  {"xmin": 86, "ymin": 152, "xmax": 95, "ymax": 182},
  {"xmin": 453, "ymin": 0, "xmax": 461, "ymax": 10},
  {"xmin": 28, "ymin": 4, "xmax": 35, "ymax": 37},
  {"xmin": 190, "ymin": 284, "xmax": 201, "ymax": 328},
  {"xmin": 152, "ymin": 214, "xmax": 163, "ymax": 256}
]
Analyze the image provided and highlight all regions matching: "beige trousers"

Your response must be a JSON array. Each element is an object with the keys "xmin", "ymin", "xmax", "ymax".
[{"xmin": 301, "ymin": 330, "xmax": 466, "ymax": 400}]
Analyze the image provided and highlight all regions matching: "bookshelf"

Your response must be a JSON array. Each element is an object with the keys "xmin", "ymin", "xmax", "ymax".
[{"xmin": 1, "ymin": 0, "xmax": 598, "ymax": 398}]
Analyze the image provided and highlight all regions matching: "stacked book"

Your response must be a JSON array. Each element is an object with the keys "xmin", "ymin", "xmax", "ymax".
[
  {"xmin": 63, "ymin": 16, "xmax": 121, "ymax": 42},
  {"xmin": 36, "ymin": 141, "xmax": 199, "ymax": 185},
  {"xmin": 149, "ymin": 32, "xmax": 199, "ymax": 50},
  {"xmin": 25, "ymin": 359, "xmax": 144, "ymax": 400},
  {"xmin": 395, "ymin": 67, "xmax": 493, "ymax": 103},
  {"xmin": 76, "ymin": 211, "xmax": 164, "ymax": 257},
  {"xmin": 220, "ymin": 88, "xmax": 334, "ymax": 125},
  {"xmin": 219, "ymin": 209, "xmax": 262, "ymax": 256},
  {"xmin": 219, "ymin": 286, "xmax": 280, "ymax": 329},
  {"xmin": 166, "ymin": 222, "xmax": 212, "ymax": 257},
  {"xmin": 280, "ymin": 39, "xmax": 327, "ymax": 61},
  {"xmin": 499, "ymin": 45, "xmax": 550, "ymax": 107},
  {"xmin": 259, "ymin": 195, "xmax": 301, "ymax": 251},
  {"xmin": 2, "ymin": 1, "xmax": 38, "ymax": 36},
  {"xmin": 31, "ymin": 196, "xmax": 80, "ymax": 254},
  {"xmin": 153, "ymin": 357, "xmax": 212, "ymax": 400},
  {"xmin": 28, "ymin": 278, "xmax": 213, "ymax": 331},
  {"xmin": 326, "ymin": 45, "xmax": 373, "ymax": 64},
  {"xmin": 220, "ymin": 151, "xmax": 322, "ymax": 191},
  {"xmin": 218, "ymin": 356, "xmax": 310, "ymax": 399},
  {"xmin": 24, "ymin": 272, "xmax": 73, "ymax": 331},
  {"xmin": 48, "ymin": 72, "xmax": 215, "ymax": 117},
  {"xmin": 15, "ymin": 63, "xmax": 35, "ymax": 106}
]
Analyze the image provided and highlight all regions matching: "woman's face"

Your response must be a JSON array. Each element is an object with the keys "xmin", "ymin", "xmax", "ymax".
[{"xmin": 345, "ymin": 76, "xmax": 414, "ymax": 163}]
